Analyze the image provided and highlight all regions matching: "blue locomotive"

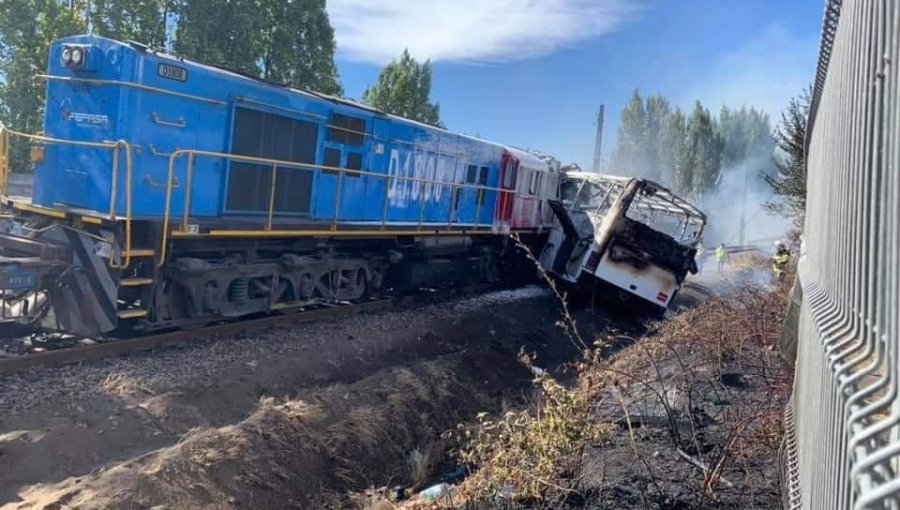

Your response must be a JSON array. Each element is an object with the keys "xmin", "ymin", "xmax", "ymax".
[{"xmin": 0, "ymin": 36, "xmax": 560, "ymax": 335}]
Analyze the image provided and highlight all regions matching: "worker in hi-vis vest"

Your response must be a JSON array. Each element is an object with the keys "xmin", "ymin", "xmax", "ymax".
[
  {"xmin": 715, "ymin": 243, "xmax": 728, "ymax": 276},
  {"xmin": 772, "ymin": 241, "xmax": 791, "ymax": 283}
]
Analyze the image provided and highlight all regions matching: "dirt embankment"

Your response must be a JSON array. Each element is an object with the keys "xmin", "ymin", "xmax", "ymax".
[
  {"xmin": 11, "ymin": 358, "xmax": 511, "ymax": 509},
  {"xmin": 2, "ymin": 288, "xmax": 629, "ymax": 509},
  {"xmin": 2, "ymin": 278, "xmax": 740, "ymax": 510}
]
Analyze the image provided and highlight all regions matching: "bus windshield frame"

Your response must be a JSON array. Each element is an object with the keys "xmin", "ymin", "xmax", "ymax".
[{"xmin": 560, "ymin": 173, "xmax": 706, "ymax": 247}]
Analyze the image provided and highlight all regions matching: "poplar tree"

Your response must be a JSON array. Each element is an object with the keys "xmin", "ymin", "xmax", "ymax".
[
  {"xmin": 610, "ymin": 93, "xmax": 777, "ymax": 199},
  {"xmin": 362, "ymin": 49, "xmax": 443, "ymax": 128},
  {"xmin": 661, "ymin": 107, "xmax": 691, "ymax": 195},
  {"xmin": 685, "ymin": 101, "xmax": 724, "ymax": 199},
  {"xmin": 718, "ymin": 105, "xmax": 774, "ymax": 168},
  {"xmin": 609, "ymin": 90, "xmax": 648, "ymax": 178},
  {"xmin": 610, "ymin": 91, "xmax": 673, "ymax": 184},
  {"xmin": 643, "ymin": 95, "xmax": 671, "ymax": 183}
]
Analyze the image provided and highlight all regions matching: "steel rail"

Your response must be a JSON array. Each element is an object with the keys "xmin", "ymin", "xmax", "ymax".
[{"xmin": 0, "ymin": 283, "xmax": 496, "ymax": 375}]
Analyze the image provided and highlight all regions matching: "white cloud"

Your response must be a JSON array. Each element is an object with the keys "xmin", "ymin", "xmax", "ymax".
[
  {"xmin": 680, "ymin": 23, "xmax": 817, "ymax": 120},
  {"xmin": 327, "ymin": 0, "xmax": 639, "ymax": 64}
]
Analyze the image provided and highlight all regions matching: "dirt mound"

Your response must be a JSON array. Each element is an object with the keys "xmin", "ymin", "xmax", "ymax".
[{"xmin": 8, "ymin": 351, "xmax": 530, "ymax": 510}]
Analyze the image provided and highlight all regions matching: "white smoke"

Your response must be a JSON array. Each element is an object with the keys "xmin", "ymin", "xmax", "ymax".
[{"xmin": 700, "ymin": 155, "xmax": 791, "ymax": 250}]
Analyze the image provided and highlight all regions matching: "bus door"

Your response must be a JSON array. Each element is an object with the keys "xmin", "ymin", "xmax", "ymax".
[{"xmin": 547, "ymin": 200, "xmax": 581, "ymax": 274}]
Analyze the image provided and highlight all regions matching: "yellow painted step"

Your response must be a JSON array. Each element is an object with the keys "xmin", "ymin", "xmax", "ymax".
[
  {"xmin": 118, "ymin": 309, "xmax": 148, "ymax": 319},
  {"xmin": 120, "ymin": 277, "xmax": 154, "ymax": 287},
  {"xmin": 123, "ymin": 249, "xmax": 155, "ymax": 257}
]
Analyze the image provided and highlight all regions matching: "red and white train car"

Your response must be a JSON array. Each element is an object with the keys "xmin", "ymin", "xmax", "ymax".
[{"xmin": 497, "ymin": 147, "xmax": 560, "ymax": 231}]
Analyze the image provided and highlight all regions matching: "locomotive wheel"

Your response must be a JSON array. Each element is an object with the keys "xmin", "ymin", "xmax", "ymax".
[
  {"xmin": 314, "ymin": 266, "xmax": 369, "ymax": 302},
  {"xmin": 156, "ymin": 279, "xmax": 210, "ymax": 331}
]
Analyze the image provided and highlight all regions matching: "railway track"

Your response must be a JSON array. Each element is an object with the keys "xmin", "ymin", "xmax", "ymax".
[{"xmin": 0, "ymin": 283, "xmax": 497, "ymax": 375}]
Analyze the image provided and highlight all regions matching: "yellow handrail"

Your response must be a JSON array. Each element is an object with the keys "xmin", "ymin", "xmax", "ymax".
[
  {"xmin": 266, "ymin": 162, "xmax": 278, "ymax": 231},
  {"xmin": 0, "ymin": 126, "xmax": 9, "ymax": 197},
  {"xmin": 0, "ymin": 122, "xmax": 138, "ymax": 269},
  {"xmin": 159, "ymin": 148, "xmax": 514, "ymax": 267},
  {"xmin": 180, "ymin": 153, "xmax": 195, "ymax": 231},
  {"xmin": 108, "ymin": 140, "xmax": 134, "ymax": 269}
]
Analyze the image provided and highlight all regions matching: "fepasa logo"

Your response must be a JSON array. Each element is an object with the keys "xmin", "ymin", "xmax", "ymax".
[{"xmin": 60, "ymin": 101, "xmax": 109, "ymax": 128}]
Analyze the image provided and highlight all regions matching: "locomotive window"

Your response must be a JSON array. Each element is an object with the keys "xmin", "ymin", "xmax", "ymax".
[
  {"xmin": 502, "ymin": 161, "xmax": 516, "ymax": 189},
  {"xmin": 346, "ymin": 152, "xmax": 363, "ymax": 177},
  {"xmin": 227, "ymin": 107, "xmax": 316, "ymax": 214},
  {"xmin": 328, "ymin": 114, "xmax": 366, "ymax": 146},
  {"xmin": 466, "ymin": 165, "xmax": 477, "ymax": 184},
  {"xmin": 478, "ymin": 166, "xmax": 489, "ymax": 205},
  {"xmin": 323, "ymin": 147, "xmax": 341, "ymax": 174}
]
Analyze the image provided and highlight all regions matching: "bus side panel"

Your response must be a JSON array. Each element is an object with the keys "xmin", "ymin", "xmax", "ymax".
[{"xmin": 592, "ymin": 253, "xmax": 678, "ymax": 308}]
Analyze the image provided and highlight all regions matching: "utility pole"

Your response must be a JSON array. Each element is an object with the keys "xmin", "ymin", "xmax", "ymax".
[
  {"xmin": 738, "ymin": 171, "xmax": 748, "ymax": 245},
  {"xmin": 592, "ymin": 105, "xmax": 605, "ymax": 173}
]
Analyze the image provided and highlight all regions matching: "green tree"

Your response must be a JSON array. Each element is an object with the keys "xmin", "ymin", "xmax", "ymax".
[
  {"xmin": 362, "ymin": 49, "xmax": 443, "ymax": 128},
  {"xmin": 609, "ymin": 90, "xmax": 648, "ymax": 178},
  {"xmin": 763, "ymin": 90, "xmax": 809, "ymax": 226},
  {"xmin": 90, "ymin": 0, "xmax": 171, "ymax": 47},
  {"xmin": 610, "ymin": 91, "xmax": 675, "ymax": 184},
  {"xmin": 174, "ymin": 0, "xmax": 342, "ymax": 94},
  {"xmin": 643, "ymin": 95, "xmax": 671, "ymax": 183},
  {"xmin": 258, "ymin": 0, "xmax": 342, "ymax": 95},
  {"xmin": 0, "ymin": 0, "xmax": 87, "ymax": 172},
  {"xmin": 718, "ymin": 105, "xmax": 774, "ymax": 168},
  {"xmin": 174, "ymin": 0, "xmax": 268, "ymax": 77},
  {"xmin": 685, "ymin": 101, "xmax": 723, "ymax": 199},
  {"xmin": 661, "ymin": 106, "xmax": 691, "ymax": 194}
]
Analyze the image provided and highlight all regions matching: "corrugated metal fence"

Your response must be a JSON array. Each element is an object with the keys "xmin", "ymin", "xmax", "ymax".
[{"xmin": 785, "ymin": 0, "xmax": 900, "ymax": 508}]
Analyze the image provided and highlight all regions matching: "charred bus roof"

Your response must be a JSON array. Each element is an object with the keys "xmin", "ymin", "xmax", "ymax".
[{"xmin": 563, "ymin": 172, "xmax": 706, "ymax": 222}]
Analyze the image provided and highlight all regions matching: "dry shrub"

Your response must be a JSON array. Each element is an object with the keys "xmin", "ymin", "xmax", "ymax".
[
  {"xmin": 599, "ymin": 285, "xmax": 792, "ymax": 506},
  {"xmin": 454, "ymin": 349, "xmax": 611, "ymax": 507},
  {"xmin": 729, "ymin": 251, "xmax": 769, "ymax": 271},
  {"xmin": 451, "ymin": 279, "xmax": 792, "ymax": 509},
  {"xmin": 408, "ymin": 441, "xmax": 447, "ymax": 489}
]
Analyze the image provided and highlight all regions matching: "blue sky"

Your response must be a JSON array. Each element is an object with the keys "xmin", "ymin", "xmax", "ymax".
[{"xmin": 327, "ymin": 0, "xmax": 823, "ymax": 168}]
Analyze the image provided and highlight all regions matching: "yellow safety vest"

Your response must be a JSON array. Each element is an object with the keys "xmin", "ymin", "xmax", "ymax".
[
  {"xmin": 715, "ymin": 247, "xmax": 727, "ymax": 261},
  {"xmin": 773, "ymin": 252, "xmax": 790, "ymax": 268}
]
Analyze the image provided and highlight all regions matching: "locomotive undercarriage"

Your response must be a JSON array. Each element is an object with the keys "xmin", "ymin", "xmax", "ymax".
[
  {"xmin": 150, "ymin": 236, "xmax": 502, "ymax": 331},
  {"xmin": 0, "ymin": 209, "xmax": 516, "ymax": 335},
  {"xmin": 154, "ymin": 248, "xmax": 381, "ymax": 328}
]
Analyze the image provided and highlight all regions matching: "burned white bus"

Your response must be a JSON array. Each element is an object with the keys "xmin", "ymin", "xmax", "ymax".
[{"xmin": 538, "ymin": 172, "xmax": 705, "ymax": 316}]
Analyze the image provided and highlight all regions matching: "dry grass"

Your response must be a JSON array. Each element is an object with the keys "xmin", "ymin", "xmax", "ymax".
[
  {"xmin": 97, "ymin": 371, "xmax": 156, "ymax": 397},
  {"xmin": 444, "ymin": 276, "xmax": 793, "ymax": 509}
]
